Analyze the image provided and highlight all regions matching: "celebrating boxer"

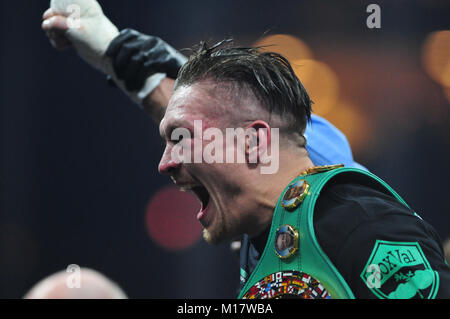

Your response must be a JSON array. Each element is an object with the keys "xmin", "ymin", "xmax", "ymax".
[{"xmin": 42, "ymin": 0, "xmax": 450, "ymax": 299}]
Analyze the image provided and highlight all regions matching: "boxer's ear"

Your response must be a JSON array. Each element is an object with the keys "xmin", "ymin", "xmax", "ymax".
[{"xmin": 245, "ymin": 120, "xmax": 271, "ymax": 165}]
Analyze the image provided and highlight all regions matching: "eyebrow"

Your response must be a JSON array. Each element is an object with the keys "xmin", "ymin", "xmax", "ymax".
[{"xmin": 160, "ymin": 119, "xmax": 191, "ymax": 140}]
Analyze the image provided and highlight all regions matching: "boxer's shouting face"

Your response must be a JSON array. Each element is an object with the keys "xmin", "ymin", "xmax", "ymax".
[{"xmin": 158, "ymin": 80, "xmax": 271, "ymax": 244}]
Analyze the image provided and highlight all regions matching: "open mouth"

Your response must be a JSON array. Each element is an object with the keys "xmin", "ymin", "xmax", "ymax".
[
  {"xmin": 179, "ymin": 183, "xmax": 211, "ymax": 220},
  {"xmin": 191, "ymin": 186, "xmax": 210, "ymax": 212}
]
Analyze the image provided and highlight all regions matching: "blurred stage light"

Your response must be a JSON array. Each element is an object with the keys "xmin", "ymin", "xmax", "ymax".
[
  {"xmin": 422, "ymin": 30, "xmax": 450, "ymax": 87},
  {"xmin": 444, "ymin": 87, "xmax": 450, "ymax": 103},
  {"xmin": 253, "ymin": 34, "xmax": 313, "ymax": 62},
  {"xmin": 252, "ymin": 35, "xmax": 341, "ymax": 115},
  {"xmin": 145, "ymin": 186, "xmax": 203, "ymax": 251},
  {"xmin": 292, "ymin": 59, "xmax": 340, "ymax": 116},
  {"xmin": 442, "ymin": 62, "xmax": 450, "ymax": 88}
]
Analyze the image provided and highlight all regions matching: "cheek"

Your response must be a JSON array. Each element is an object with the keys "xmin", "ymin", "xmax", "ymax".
[{"xmin": 192, "ymin": 136, "xmax": 205, "ymax": 160}]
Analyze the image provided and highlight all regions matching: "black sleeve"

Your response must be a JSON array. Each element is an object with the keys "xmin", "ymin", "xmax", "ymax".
[
  {"xmin": 105, "ymin": 29, "xmax": 187, "ymax": 91},
  {"xmin": 314, "ymin": 182, "xmax": 450, "ymax": 299}
]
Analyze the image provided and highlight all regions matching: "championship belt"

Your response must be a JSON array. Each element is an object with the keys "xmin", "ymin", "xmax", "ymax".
[{"xmin": 238, "ymin": 165, "xmax": 411, "ymax": 299}]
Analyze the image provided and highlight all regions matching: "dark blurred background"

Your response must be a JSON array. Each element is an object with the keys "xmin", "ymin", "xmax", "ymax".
[{"xmin": 1, "ymin": 0, "xmax": 449, "ymax": 298}]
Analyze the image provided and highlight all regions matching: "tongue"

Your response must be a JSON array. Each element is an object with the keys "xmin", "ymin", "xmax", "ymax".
[{"xmin": 197, "ymin": 209, "xmax": 207, "ymax": 221}]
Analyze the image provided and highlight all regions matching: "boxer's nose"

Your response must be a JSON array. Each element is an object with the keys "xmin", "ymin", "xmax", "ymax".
[{"xmin": 158, "ymin": 144, "xmax": 181, "ymax": 175}]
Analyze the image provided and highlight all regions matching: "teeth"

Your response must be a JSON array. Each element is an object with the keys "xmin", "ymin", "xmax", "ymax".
[
  {"xmin": 179, "ymin": 184, "xmax": 198, "ymax": 192},
  {"xmin": 170, "ymin": 177, "xmax": 199, "ymax": 191}
]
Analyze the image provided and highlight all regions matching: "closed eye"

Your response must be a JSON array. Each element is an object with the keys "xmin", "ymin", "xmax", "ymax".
[{"xmin": 169, "ymin": 126, "xmax": 192, "ymax": 146}]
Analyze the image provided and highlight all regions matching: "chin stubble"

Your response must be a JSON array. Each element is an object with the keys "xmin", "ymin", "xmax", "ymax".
[{"xmin": 202, "ymin": 218, "xmax": 228, "ymax": 246}]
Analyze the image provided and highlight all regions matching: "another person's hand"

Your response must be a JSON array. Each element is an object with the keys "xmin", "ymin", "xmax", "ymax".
[
  {"xmin": 42, "ymin": 0, "xmax": 119, "ymax": 74},
  {"xmin": 41, "ymin": 1, "xmax": 182, "ymax": 112},
  {"xmin": 42, "ymin": 7, "xmax": 71, "ymax": 50}
]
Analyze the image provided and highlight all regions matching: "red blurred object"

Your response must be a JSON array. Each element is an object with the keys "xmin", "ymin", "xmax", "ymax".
[{"xmin": 145, "ymin": 186, "xmax": 203, "ymax": 251}]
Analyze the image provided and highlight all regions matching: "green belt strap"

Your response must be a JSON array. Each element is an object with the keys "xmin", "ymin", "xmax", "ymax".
[{"xmin": 238, "ymin": 167, "xmax": 411, "ymax": 299}]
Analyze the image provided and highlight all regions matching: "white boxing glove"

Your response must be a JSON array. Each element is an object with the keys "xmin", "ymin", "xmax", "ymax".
[
  {"xmin": 48, "ymin": 0, "xmax": 166, "ymax": 105},
  {"xmin": 50, "ymin": 0, "xmax": 119, "ymax": 75}
]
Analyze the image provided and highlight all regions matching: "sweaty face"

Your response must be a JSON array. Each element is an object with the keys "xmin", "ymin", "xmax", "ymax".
[{"xmin": 158, "ymin": 83, "xmax": 252, "ymax": 245}]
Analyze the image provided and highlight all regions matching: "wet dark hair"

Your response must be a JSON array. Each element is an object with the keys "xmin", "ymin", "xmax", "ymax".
[{"xmin": 175, "ymin": 39, "xmax": 312, "ymax": 135}]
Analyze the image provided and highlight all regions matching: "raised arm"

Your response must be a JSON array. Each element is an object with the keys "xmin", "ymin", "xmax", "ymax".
[
  {"xmin": 104, "ymin": 28, "xmax": 186, "ymax": 123},
  {"xmin": 42, "ymin": 0, "xmax": 184, "ymax": 124},
  {"xmin": 42, "ymin": 1, "xmax": 367, "ymax": 170}
]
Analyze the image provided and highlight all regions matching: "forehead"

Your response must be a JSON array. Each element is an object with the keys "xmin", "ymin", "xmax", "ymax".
[{"xmin": 160, "ymin": 83, "xmax": 224, "ymax": 135}]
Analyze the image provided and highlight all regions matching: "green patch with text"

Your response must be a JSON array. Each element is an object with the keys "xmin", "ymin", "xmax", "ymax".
[{"xmin": 361, "ymin": 240, "xmax": 439, "ymax": 299}]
